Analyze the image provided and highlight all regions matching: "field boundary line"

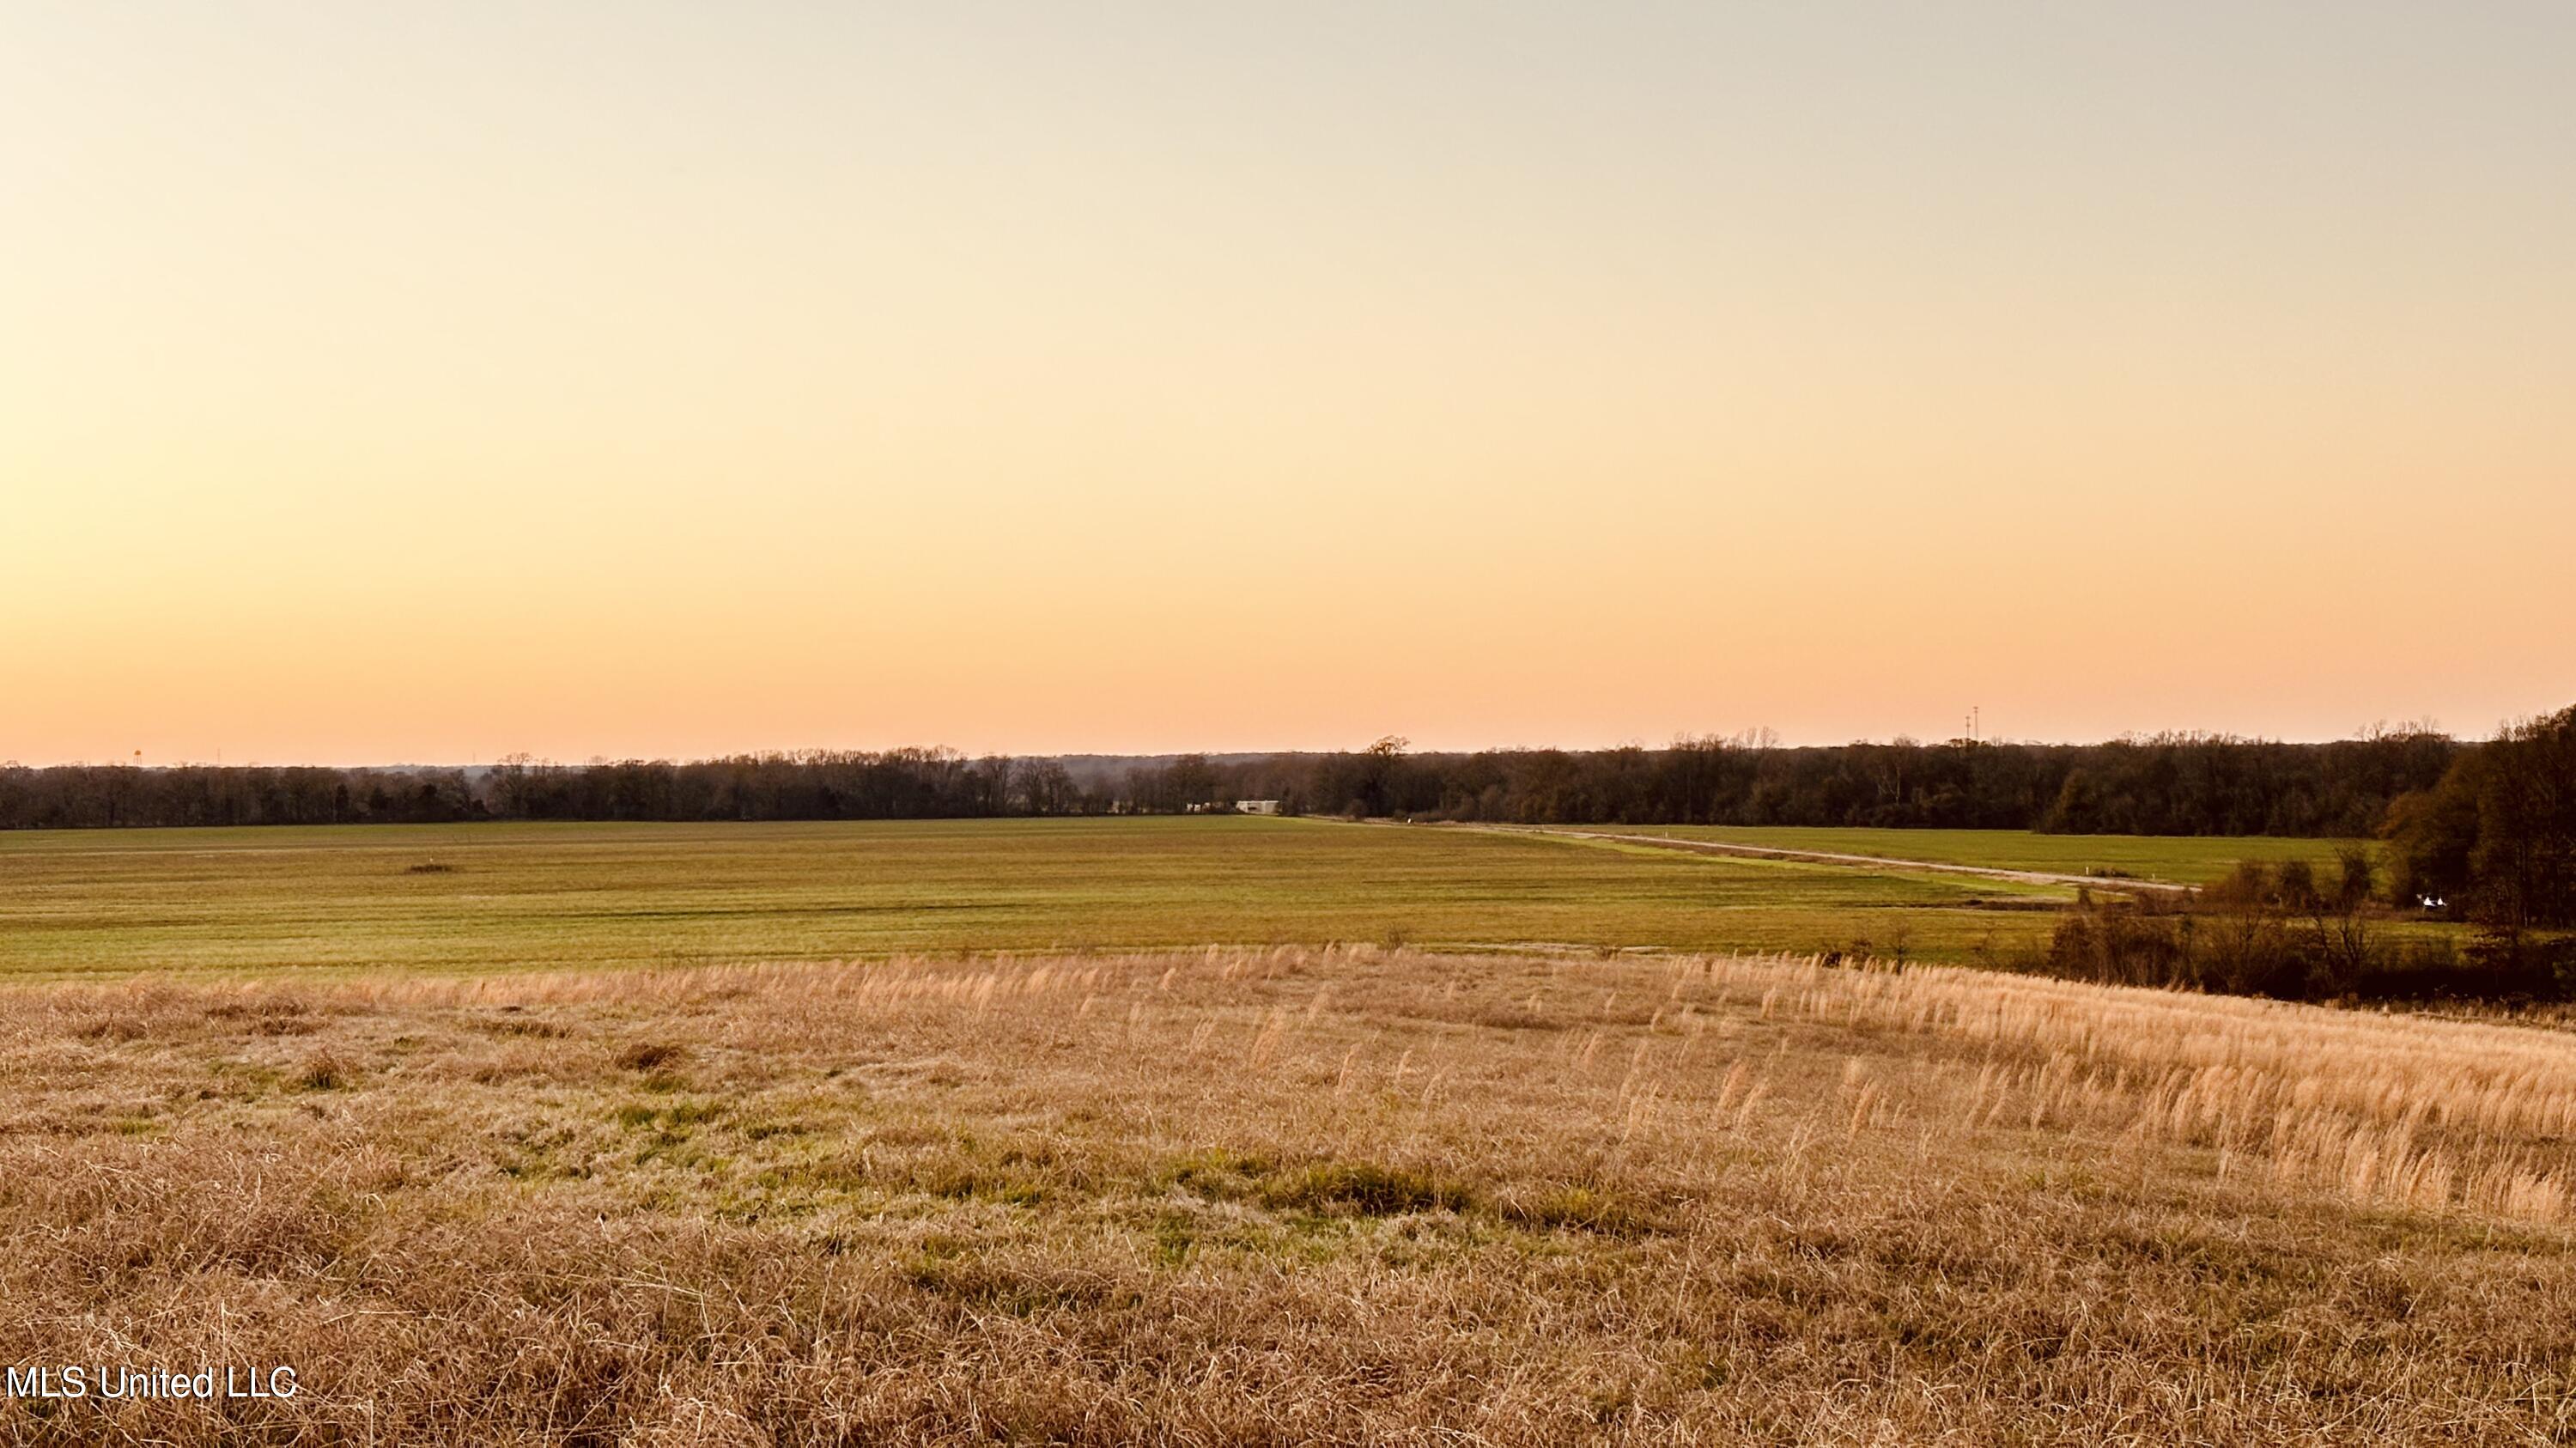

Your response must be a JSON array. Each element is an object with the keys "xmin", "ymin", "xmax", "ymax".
[{"xmin": 1448, "ymin": 823, "xmax": 2190, "ymax": 896}]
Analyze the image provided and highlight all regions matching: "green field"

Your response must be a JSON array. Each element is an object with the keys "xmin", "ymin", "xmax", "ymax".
[
  {"xmin": 1543, "ymin": 824, "xmax": 2362, "ymax": 885},
  {"xmin": 0, "ymin": 817, "xmax": 2086, "ymax": 977}
]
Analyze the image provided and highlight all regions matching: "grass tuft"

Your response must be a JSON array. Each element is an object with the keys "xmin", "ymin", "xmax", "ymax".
[
  {"xmin": 295, "ymin": 1047, "xmax": 349, "ymax": 1091},
  {"xmin": 1257, "ymin": 1161, "xmax": 1475, "ymax": 1218},
  {"xmin": 615, "ymin": 1041, "xmax": 686, "ymax": 1073}
]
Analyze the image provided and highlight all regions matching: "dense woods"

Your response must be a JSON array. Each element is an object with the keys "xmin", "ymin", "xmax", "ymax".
[
  {"xmin": 1238, "ymin": 728, "xmax": 2460, "ymax": 836},
  {"xmin": 2380, "ymin": 706, "xmax": 2576, "ymax": 937},
  {"xmin": 2044, "ymin": 706, "xmax": 2576, "ymax": 999},
  {"xmin": 0, "ymin": 727, "xmax": 2464, "ymax": 835}
]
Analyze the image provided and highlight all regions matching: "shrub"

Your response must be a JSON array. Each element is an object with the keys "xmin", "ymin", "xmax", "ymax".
[{"xmin": 2042, "ymin": 861, "xmax": 2567, "ymax": 1004}]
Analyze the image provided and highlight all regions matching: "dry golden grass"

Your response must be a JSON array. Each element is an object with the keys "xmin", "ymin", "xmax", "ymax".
[{"xmin": 5, "ymin": 947, "xmax": 2576, "ymax": 1444}]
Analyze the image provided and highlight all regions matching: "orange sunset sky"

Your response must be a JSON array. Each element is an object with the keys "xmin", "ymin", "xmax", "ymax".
[{"xmin": 5, "ymin": 3, "xmax": 2572, "ymax": 766}]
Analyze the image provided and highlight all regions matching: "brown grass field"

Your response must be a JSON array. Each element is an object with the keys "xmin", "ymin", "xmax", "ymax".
[{"xmin": 8, "ymin": 946, "xmax": 2576, "ymax": 1445}]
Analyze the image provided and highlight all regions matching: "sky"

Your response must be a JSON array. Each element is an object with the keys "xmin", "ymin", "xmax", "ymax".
[{"xmin": 4, "ymin": 2, "xmax": 2572, "ymax": 765}]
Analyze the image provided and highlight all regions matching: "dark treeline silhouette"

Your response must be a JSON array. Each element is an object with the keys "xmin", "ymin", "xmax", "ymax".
[
  {"xmin": 0, "ymin": 727, "xmax": 2467, "ymax": 836},
  {"xmin": 2381, "ymin": 704, "xmax": 2576, "ymax": 944},
  {"xmin": 0, "ymin": 751, "xmax": 1034, "ymax": 830},
  {"xmin": 2042, "ymin": 705, "xmax": 2576, "ymax": 1001},
  {"xmin": 1226, "ymin": 728, "xmax": 2459, "ymax": 836}
]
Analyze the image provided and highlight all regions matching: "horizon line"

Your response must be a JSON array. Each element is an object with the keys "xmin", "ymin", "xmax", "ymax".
[{"xmin": 5, "ymin": 721, "xmax": 2493, "ymax": 773}]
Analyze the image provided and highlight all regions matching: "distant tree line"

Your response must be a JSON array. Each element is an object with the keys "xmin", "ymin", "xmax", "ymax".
[
  {"xmin": 0, "ymin": 727, "xmax": 2469, "ymax": 836},
  {"xmin": 0, "ymin": 751, "xmax": 1054, "ymax": 830},
  {"xmin": 1217, "ymin": 728, "xmax": 2460, "ymax": 837}
]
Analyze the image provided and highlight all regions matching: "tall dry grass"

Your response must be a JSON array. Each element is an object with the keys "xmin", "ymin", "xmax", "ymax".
[
  {"xmin": 2, "ymin": 946, "xmax": 2573, "ymax": 1444},
  {"xmin": 1718, "ymin": 952, "xmax": 2576, "ymax": 1220}
]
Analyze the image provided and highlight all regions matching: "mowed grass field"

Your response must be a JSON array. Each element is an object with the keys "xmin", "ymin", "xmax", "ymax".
[
  {"xmin": 1534, "ymin": 824, "xmax": 2362, "ymax": 885},
  {"xmin": 9, "ymin": 946, "xmax": 2576, "ymax": 1443},
  {"xmin": 0, "ymin": 817, "xmax": 2089, "ymax": 977}
]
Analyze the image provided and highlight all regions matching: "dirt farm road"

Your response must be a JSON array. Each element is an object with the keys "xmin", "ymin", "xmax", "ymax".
[{"xmin": 1459, "ymin": 824, "xmax": 2193, "ymax": 896}]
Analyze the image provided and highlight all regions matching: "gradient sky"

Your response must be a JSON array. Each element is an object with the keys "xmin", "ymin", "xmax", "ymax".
[{"xmin": 5, "ymin": 3, "xmax": 2572, "ymax": 765}]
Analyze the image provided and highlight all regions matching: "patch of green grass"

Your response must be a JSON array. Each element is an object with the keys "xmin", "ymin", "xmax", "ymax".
[
  {"xmin": 0, "ymin": 817, "xmax": 2087, "ymax": 975},
  {"xmin": 1153, "ymin": 1152, "xmax": 1667, "ymax": 1243},
  {"xmin": 616, "ymin": 1098, "xmax": 721, "ymax": 1131},
  {"xmin": 1555, "ymin": 824, "xmax": 2364, "ymax": 885},
  {"xmin": 1494, "ymin": 1183, "xmax": 1668, "ymax": 1238},
  {"xmin": 1152, "ymin": 1148, "xmax": 1274, "ymax": 1197},
  {"xmin": 914, "ymin": 1165, "xmax": 1050, "ymax": 1208},
  {"xmin": 1256, "ymin": 1160, "xmax": 1476, "ymax": 1218}
]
